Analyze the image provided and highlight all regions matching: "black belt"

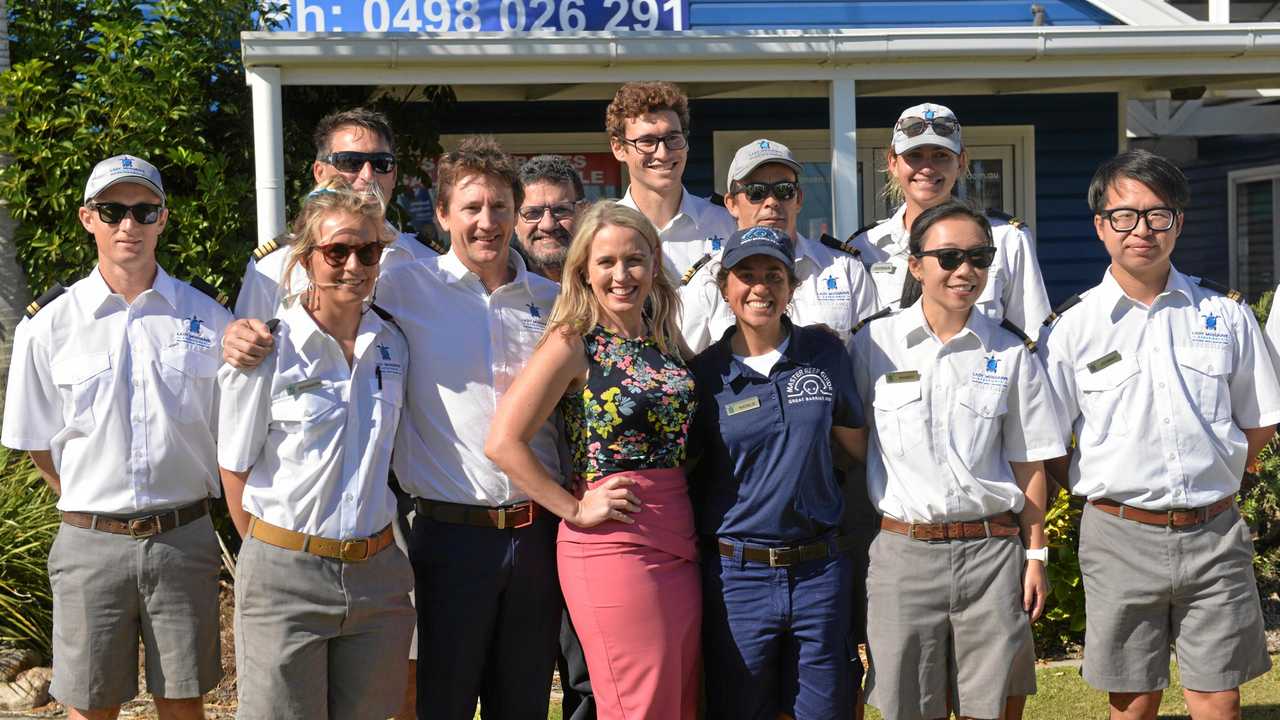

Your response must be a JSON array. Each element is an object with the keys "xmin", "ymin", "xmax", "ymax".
[
  {"xmin": 718, "ymin": 536, "xmax": 849, "ymax": 568},
  {"xmin": 415, "ymin": 498, "xmax": 537, "ymax": 529}
]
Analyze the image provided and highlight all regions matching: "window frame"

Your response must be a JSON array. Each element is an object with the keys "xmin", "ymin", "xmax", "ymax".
[{"xmin": 1227, "ymin": 163, "xmax": 1280, "ymax": 294}]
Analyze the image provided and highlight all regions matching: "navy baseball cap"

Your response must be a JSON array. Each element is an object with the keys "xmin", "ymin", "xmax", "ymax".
[{"xmin": 721, "ymin": 226, "xmax": 795, "ymax": 272}]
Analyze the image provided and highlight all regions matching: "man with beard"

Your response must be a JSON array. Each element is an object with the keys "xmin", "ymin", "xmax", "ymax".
[{"xmin": 514, "ymin": 155, "xmax": 581, "ymax": 284}]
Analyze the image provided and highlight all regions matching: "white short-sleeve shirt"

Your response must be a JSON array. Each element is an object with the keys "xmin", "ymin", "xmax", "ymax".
[
  {"xmin": 235, "ymin": 227, "xmax": 437, "ymax": 321},
  {"xmin": 680, "ymin": 232, "xmax": 882, "ymax": 353},
  {"xmin": 848, "ymin": 302, "xmax": 1067, "ymax": 523},
  {"xmin": 850, "ymin": 204, "xmax": 1052, "ymax": 335},
  {"xmin": 372, "ymin": 249, "xmax": 563, "ymax": 506},
  {"xmin": 2, "ymin": 266, "xmax": 231, "ymax": 514},
  {"xmin": 216, "ymin": 301, "xmax": 407, "ymax": 538},
  {"xmin": 618, "ymin": 186, "xmax": 738, "ymax": 285},
  {"xmin": 1041, "ymin": 266, "xmax": 1280, "ymax": 510}
]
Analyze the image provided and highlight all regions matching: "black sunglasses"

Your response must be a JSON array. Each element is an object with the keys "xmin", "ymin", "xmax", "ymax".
[
  {"xmin": 322, "ymin": 151, "xmax": 396, "ymax": 175},
  {"xmin": 896, "ymin": 116, "xmax": 961, "ymax": 139},
  {"xmin": 732, "ymin": 180, "xmax": 799, "ymax": 204},
  {"xmin": 314, "ymin": 242, "xmax": 385, "ymax": 267},
  {"xmin": 88, "ymin": 201, "xmax": 163, "ymax": 225},
  {"xmin": 912, "ymin": 246, "xmax": 997, "ymax": 271}
]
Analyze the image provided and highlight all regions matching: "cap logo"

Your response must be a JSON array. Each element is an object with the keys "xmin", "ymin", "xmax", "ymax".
[
  {"xmin": 121, "ymin": 157, "xmax": 134, "ymax": 168},
  {"xmin": 740, "ymin": 227, "xmax": 782, "ymax": 247},
  {"xmin": 758, "ymin": 140, "xmax": 770, "ymax": 149},
  {"xmin": 925, "ymin": 109, "xmax": 936, "ymax": 120}
]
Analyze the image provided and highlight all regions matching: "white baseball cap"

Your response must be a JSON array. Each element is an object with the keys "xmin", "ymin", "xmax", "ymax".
[
  {"xmin": 83, "ymin": 154, "xmax": 165, "ymax": 204},
  {"xmin": 892, "ymin": 103, "xmax": 963, "ymax": 155},
  {"xmin": 727, "ymin": 138, "xmax": 803, "ymax": 189}
]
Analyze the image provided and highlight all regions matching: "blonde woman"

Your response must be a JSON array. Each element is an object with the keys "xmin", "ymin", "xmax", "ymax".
[
  {"xmin": 486, "ymin": 201, "xmax": 700, "ymax": 719},
  {"xmin": 217, "ymin": 178, "xmax": 414, "ymax": 719}
]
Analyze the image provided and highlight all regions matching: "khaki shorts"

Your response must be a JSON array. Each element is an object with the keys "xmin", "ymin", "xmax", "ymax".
[
  {"xmin": 47, "ymin": 514, "xmax": 222, "ymax": 710},
  {"xmin": 864, "ymin": 530, "xmax": 1036, "ymax": 720},
  {"xmin": 1079, "ymin": 502, "xmax": 1271, "ymax": 693}
]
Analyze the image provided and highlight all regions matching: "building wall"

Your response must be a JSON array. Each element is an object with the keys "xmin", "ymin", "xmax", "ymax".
[
  {"xmin": 687, "ymin": 0, "xmax": 1119, "ymax": 28},
  {"xmin": 440, "ymin": 91, "xmax": 1118, "ymax": 305}
]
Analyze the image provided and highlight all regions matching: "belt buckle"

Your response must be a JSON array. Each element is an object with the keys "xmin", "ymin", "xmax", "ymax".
[
  {"xmin": 497, "ymin": 504, "xmax": 534, "ymax": 530},
  {"xmin": 128, "ymin": 516, "xmax": 162, "ymax": 539},
  {"xmin": 340, "ymin": 538, "xmax": 370, "ymax": 562},
  {"xmin": 767, "ymin": 547, "xmax": 795, "ymax": 568}
]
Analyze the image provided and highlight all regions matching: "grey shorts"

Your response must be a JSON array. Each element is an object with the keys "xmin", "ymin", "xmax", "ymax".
[
  {"xmin": 234, "ymin": 536, "xmax": 415, "ymax": 720},
  {"xmin": 1079, "ymin": 502, "xmax": 1271, "ymax": 693},
  {"xmin": 864, "ymin": 530, "xmax": 1036, "ymax": 720},
  {"xmin": 47, "ymin": 514, "xmax": 222, "ymax": 710}
]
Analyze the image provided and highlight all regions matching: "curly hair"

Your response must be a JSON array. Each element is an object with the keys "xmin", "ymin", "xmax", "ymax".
[
  {"xmin": 605, "ymin": 82, "xmax": 690, "ymax": 140},
  {"xmin": 435, "ymin": 135, "xmax": 523, "ymax": 212}
]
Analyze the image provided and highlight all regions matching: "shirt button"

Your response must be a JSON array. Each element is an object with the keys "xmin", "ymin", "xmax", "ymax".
[
  {"xmin": 1159, "ymin": 382, "xmax": 1166, "ymax": 388},
  {"xmin": 1163, "ymin": 418, "xmax": 1170, "ymax": 424},
  {"xmin": 1168, "ymin": 452, "xmax": 1176, "ymax": 459}
]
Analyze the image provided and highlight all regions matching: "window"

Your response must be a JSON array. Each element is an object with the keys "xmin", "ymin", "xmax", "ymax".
[
  {"xmin": 1228, "ymin": 165, "xmax": 1280, "ymax": 299},
  {"xmin": 436, "ymin": 132, "xmax": 621, "ymax": 200}
]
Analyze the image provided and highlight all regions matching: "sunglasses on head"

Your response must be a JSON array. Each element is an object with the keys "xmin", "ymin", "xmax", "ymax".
[
  {"xmin": 896, "ymin": 116, "xmax": 961, "ymax": 139},
  {"xmin": 88, "ymin": 201, "xmax": 163, "ymax": 225},
  {"xmin": 732, "ymin": 180, "xmax": 799, "ymax": 204},
  {"xmin": 314, "ymin": 242, "xmax": 385, "ymax": 267},
  {"xmin": 322, "ymin": 151, "xmax": 396, "ymax": 175},
  {"xmin": 912, "ymin": 246, "xmax": 996, "ymax": 271}
]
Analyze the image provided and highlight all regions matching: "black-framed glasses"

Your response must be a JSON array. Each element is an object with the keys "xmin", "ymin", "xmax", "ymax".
[
  {"xmin": 912, "ymin": 246, "xmax": 997, "ymax": 271},
  {"xmin": 88, "ymin": 201, "xmax": 163, "ymax": 225},
  {"xmin": 1098, "ymin": 207, "xmax": 1178, "ymax": 232},
  {"xmin": 518, "ymin": 202, "xmax": 578, "ymax": 223},
  {"xmin": 322, "ymin": 151, "xmax": 396, "ymax": 175},
  {"xmin": 314, "ymin": 242, "xmax": 385, "ymax": 267},
  {"xmin": 618, "ymin": 132, "xmax": 688, "ymax": 154},
  {"xmin": 896, "ymin": 116, "xmax": 961, "ymax": 139},
  {"xmin": 732, "ymin": 180, "xmax": 799, "ymax": 204}
]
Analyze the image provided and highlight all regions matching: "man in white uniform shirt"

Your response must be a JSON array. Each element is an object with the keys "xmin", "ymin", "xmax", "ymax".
[
  {"xmin": 2, "ymin": 155, "xmax": 230, "ymax": 719},
  {"xmin": 1042, "ymin": 150, "xmax": 1280, "ymax": 719}
]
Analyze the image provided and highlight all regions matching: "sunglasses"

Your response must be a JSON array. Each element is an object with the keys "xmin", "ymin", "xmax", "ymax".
[
  {"xmin": 896, "ymin": 116, "xmax": 961, "ymax": 139},
  {"xmin": 322, "ymin": 151, "xmax": 396, "ymax": 175},
  {"xmin": 88, "ymin": 202, "xmax": 163, "ymax": 225},
  {"xmin": 732, "ymin": 180, "xmax": 799, "ymax": 204},
  {"xmin": 314, "ymin": 242, "xmax": 385, "ymax": 267},
  {"xmin": 912, "ymin": 246, "xmax": 997, "ymax": 271}
]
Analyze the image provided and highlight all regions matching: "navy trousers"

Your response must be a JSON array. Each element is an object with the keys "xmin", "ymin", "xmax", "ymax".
[{"xmin": 557, "ymin": 608, "xmax": 595, "ymax": 720}]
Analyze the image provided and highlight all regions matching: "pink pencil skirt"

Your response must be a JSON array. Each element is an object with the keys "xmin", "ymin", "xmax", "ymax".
[{"xmin": 557, "ymin": 468, "xmax": 702, "ymax": 720}]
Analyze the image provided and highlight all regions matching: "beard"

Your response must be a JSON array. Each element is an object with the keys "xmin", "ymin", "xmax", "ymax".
[{"xmin": 514, "ymin": 227, "xmax": 571, "ymax": 272}]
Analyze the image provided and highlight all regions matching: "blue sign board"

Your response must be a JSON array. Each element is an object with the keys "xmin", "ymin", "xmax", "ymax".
[{"xmin": 278, "ymin": 0, "xmax": 687, "ymax": 32}]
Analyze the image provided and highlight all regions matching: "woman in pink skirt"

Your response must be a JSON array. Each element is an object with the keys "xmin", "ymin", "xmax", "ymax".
[{"xmin": 486, "ymin": 200, "xmax": 699, "ymax": 719}]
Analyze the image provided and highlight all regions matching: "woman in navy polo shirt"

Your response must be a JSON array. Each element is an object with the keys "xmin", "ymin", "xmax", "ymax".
[{"xmin": 688, "ymin": 225, "xmax": 865, "ymax": 720}]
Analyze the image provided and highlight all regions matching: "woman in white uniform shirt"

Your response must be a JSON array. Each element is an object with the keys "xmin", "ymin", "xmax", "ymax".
[
  {"xmin": 847, "ymin": 201, "xmax": 1063, "ymax": 720},
  {"xmin": 217, "ymin": 179, "xmax": 414, "ymax": 720}
]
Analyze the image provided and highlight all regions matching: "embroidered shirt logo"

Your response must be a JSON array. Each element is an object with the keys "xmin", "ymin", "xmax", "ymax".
[
  {"xmin": 816, "ymin": 273, "xmax": 850, "ymax": 305},
  {"xmin": 377, "ymin": 344, "xmax": 392, "ymax": 361},
  {"xmin": 174, "ymin": 315, "xmax": 212, "ymax": 349},
  {"xmin": 970, "ymin": 353, "xmax": 1009, "ymax": 389},
  {"xmin": 825, "ymin": 275, "xmax": 838, "ymax": 290},
  {"xmin": 527, "ymin": 303, "xmax": 541, "ymax": 318},
  {"xmin": 1191, "ymin": 309, "xmax": 1231, "ymax": 348},
  {"xmin": 187, "ymin": 315, "xmax": 203, "ymax": 334},
  {"xmin": 784, "ymin": 368, "xmax": 834, "ymax": 404},
  {"xmin": 710, "ymin": 235, "xmax": 723, "ymax": 252},
  {"xmin": 985, "ymin": 355, "xmax": 999, "ymax": 373},
  {"xmin": 1204, "ymin": 313, "xmax": 1218, "ymax": 331},
  {"xmin": 519, "ymin": 302, "xmax": 548, "ymax": 333}
]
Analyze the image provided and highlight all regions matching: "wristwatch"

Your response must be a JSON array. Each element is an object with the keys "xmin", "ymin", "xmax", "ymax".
[{"xmin": 1025, "ymin": 547, "xmax": 1049, "ymax": 563}]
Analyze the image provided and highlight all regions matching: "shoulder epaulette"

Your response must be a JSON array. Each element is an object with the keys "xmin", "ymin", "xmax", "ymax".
[
  {"xmin": 681, "ymin": 253, "xmax": 712, "ymax": 286},
  {"xmin": 1041, "ymin": 294, "xmax": 1082, "ymax": 327},
  {"xmin": 986, "ymin": 208, "xmax": 1025, "ymax": 230},
  {"xmin": 819, "ymin": 233, "xmax": 861, "ymax": 259},
  {"xmin": 851, "ymin": 219, "xmax": 885, "ymax": 239},
  {"xmin": 251, "ymin": 237, "xmax": 285, "ymax": 262},
  {"xmin": 999, "ymin": 318, "xmax": 1037, "ymax": 353},
  {"xmin": 420, "ymin": 232, "xmax": 446, "ymax": 255},
  {"xmin": 851, "ymin": 306, "xmax": 892, "ymax": 335},
  {"xmin": 24, "ymin": 283, "xmax": 66, "ymax": 318},
  {"xmin": 370, "ymin": 303, "xmax": 394, "ymax": 322},
  {"xmin": 710, "ymin": 193, "xmax": 726, "ymax": 208},
  {"xmin": 264, "ymin": 318, "xmax": 280, "ymax": 333},
  {"xmin": 190, "ymin": 277, "xmax": 230, "ymax": 309},
  {"xmin": 1195, "ymin": 277, "xmax": 1244, "ymax": 303}
]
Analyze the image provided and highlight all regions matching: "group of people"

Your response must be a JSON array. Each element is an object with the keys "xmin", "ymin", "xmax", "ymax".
[{"xmin": 3, "ymin": 79, "xmax": 1278, "ymax": 720}]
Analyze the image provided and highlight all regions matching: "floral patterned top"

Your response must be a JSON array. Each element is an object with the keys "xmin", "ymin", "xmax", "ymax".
[{"xmin": 561, "ymin": 326, "xmax": 697, "ymax": 481}]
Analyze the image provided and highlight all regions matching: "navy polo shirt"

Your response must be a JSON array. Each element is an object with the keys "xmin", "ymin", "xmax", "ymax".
[{"xmin": 689, "ymin": 318, "xmax": 864, "ymax": 545}]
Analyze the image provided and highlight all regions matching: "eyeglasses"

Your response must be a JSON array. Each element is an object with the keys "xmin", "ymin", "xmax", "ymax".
[
  {"xmin": 912, "ymin": 246, "xmax": 997, "ymax": 271},
  {"xmin": 618, "ymin": 132, "xmax": 688, "ymax": 154},
  {"xmin": 322, "ymin": 151, "xmax": 396, "ymax": 175},
  {"xmin": 314, "ymin": 242, "xmax": 385, "ymax": 267},
  {"xmin": 88, "ymin": 202, "xmax": 163, "ymax": 225},
  {"xmin": 1098, "ymin": 207, "xmax": 1178, "ymax": 232},
  {"xmin": 732, "ymin": 181, "xmax": 799, "ymax": 204},
  {"xmin": 895, "ymin": 116, "xmax": 961, "ymax": 139},
  {"xmin": 518, "ymin": 203, "xmax": 577, "ymax": 223}
]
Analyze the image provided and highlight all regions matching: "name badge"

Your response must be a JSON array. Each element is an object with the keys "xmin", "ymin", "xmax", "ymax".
[
  {"xmin": 726, "ymin": 396, "xmax": 761, "ymax": 416},
  {"xmin": 885, "ymin": 370, "xmax": 920, "ymax": 384},
  {"xmin": 286, "ymin": 378, "xmax": 323, "ymax": 396},
  {"xmin": 871, "ymin": 262, "xmax": 896, "ymax": 274},
  {"xmin": 1086, "ymin": 351, "xmax": 1122, "ymax": 374}
]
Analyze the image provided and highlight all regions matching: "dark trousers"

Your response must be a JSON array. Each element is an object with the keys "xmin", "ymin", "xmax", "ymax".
[
  {"xmin": 409, "ymin": 508, "xmax": 561, "ymax": 720},
  {"xmin": 557, "ymin": 608, "xmax": 595, "ymax": 720}
]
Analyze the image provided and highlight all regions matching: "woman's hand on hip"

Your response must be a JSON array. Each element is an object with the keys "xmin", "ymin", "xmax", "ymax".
[{"xmin": 570, "ymin": 475, "xmax": 642, "ymax": 528}]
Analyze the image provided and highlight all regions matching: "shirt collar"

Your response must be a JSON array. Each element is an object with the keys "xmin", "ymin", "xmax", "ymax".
[
  {"xmin": 438, "ymin": 245, "xmax": 533, "ymax": 294},
  {"xmin": 84, "ymin": 263, "xmax": 178, "ymax": 314},
  {"xmin": 717, "ymin": 315, "xmax": 799, "ymax": 384},
  {"xmin": 899, "ymin": 301, "xmax": 986, "ymax": 351},
  {"xmin": 621, "ymin": 185, "xmax": 697, "ymax": 232},
  {"xmin": 877, "ymin": 204, "xmax": 909, "ymax": 250},
  {"xmin": 1096, "ymin": 263, "xmax": 1192, "ymax": 311},
  {"xmin": 281, "ymin": 298, "xmax": 388, "ymax": 360}
]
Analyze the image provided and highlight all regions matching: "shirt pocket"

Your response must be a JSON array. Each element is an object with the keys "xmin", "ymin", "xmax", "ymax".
[
  {"xmin": 872, "ymin": 379, "xmax": 925, "ymax": 457},
  {"xmin": 371, "ymin": 372, "xmax": 404, "ymax": 449},
  {"xmin": 271, "ymin": 386, "xmax": 344, "ymax": 461},
  {"xmin": 50, "ymin": 351, "xmax": 112, "ymax": 426},
  {"xmin": 954, "ymin": 385, "xmax": 1009, "ymax": 467},
  {"xmin": 159, "ymin": 347, "xmax": 220, "ymax": 424},
  {"xmin": 1175, "ymin": 346, "xmax": 1234, "ymax": 424},
  {"xmin": 1076, "ymin": 357, "xmax": 1140, "ymax": 438}
]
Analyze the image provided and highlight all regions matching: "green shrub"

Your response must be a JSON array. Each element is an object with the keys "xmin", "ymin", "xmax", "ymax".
[
  {"xmin": 0, "ymin": 448, "xmax": 59, "ymax": 656},
  {"xmin": 1034, "ymin": 487, "xmax": 1085, "ymax": 654}
]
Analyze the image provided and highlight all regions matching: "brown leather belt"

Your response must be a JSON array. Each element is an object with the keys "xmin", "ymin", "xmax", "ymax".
[
  {"xmin": 718, "ymin": 537, "xmax": 849, "ymax": 568},
  {"xmin": 248, "ymin": 516, "xmax": 395, "ymax": 563},
  {"xmin": 415, "ymin": 498, "xmax": 536, "ymax": 530},
  {"xmin": 1089, "ymin": 497, "xmax": 1234, "ymax": 528},
  {"xmin": 61, "ymin": 499, "xmax": 209, "ymax": 538},
  {"xmin": 880, "ymin": 512, "xmax": 1021, "ymax": 541}
]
